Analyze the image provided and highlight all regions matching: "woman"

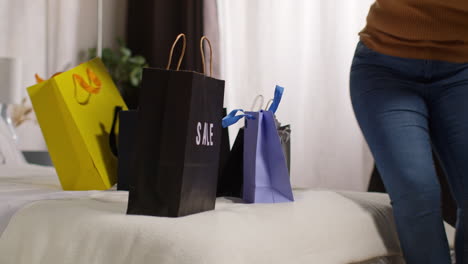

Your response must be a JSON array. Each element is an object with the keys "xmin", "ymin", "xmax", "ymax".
[{"xmin": 350, "ymin": 1, "xmax": 468, "ymax": 263}]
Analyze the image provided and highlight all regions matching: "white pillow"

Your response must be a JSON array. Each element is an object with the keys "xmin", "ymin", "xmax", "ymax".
[{"xmin": 0, "ymin": 117, "xmax": 25, "ymax": 165}]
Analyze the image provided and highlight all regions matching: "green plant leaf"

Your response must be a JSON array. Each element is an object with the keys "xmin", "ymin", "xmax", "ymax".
[
  {"xmin": 88, "ymin": 48, "xmax": 97, "ymax": 59},
  {"xmin": 87, "ymin": 37, "xmax": 148, "ymax": 104},
  {"xmin": 102, "ymin": 48, "xmax": 115, "ymax": 63},
  {"xmin": 129, "ymin": 67, "xmax": 141, "ymax": 87},
  {"xmin": 129, "ymin": 56, "xmax": 145, "ymax": 65},
  {"xmin": 120, "ymin": 47, "xmax": 131, "ymax": 58}
]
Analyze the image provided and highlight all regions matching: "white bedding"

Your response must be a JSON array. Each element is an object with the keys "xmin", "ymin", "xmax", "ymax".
[
  {"xmin": 0, "ymin": 165, "xmax": 455, "ymax": 264},
  {"xmin": 0, "ymin": 164, "xmax": 97, "ymax": 236}
]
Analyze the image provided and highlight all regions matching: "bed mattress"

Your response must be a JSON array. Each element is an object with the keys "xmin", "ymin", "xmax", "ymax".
[{"xmin": 0, "ymin": 165, "xmax": 455, "ymax": 264}]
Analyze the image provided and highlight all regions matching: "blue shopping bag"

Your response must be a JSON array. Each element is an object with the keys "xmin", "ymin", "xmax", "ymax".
[{"xmin": 222, "ymin": 85, "xmax": 294, "ymax": 203}]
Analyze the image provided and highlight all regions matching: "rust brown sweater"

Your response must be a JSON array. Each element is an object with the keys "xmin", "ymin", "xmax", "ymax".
[{"xmin": 360, "ymin": 0, "xmax": 468, "ymax": 63}]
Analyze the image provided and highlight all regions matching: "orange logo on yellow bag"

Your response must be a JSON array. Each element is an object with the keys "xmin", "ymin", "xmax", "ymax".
[
  {"xmin": 35, "ymin": 67, "xmax": 102, "ymax": 105},
  {"xmin": 35, "ymin": 68, "xmax": 101, "ymax": 95},
  {"xmin": 73, "ymin": 68, "xmax": 102, "ymax": 94},
  {"xmin": 72, "ymin": 68, "xmax": 103, "ymax": 105}
]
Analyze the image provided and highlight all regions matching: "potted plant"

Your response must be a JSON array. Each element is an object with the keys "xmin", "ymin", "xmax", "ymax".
[{"xmin": 88, "ymin": 39, "xmax": 148, "ymax": 109}]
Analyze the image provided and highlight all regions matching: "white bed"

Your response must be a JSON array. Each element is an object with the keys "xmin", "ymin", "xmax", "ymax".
[{"xmin": 0, "ymin": 165, "xmax": 455, "ymax": 264}]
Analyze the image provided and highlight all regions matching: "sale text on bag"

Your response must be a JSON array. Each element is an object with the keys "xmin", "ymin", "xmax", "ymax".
[{"xmin": 196, "ymin": 122, "xmax": 214, "ymax": 146}]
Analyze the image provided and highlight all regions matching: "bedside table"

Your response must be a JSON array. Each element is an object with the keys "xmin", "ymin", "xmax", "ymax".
[{"xmin": 22, "ymin": 151, "xmax": 53, "ymax": 166}]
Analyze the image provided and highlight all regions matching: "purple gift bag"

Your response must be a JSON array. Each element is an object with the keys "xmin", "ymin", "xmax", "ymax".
[{"xmin": 222, "ymin": 85, "xmax": 294, "ymax": 203}]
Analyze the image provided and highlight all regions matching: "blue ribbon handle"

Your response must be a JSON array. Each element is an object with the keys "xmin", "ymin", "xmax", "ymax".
[
  {"xmin": 222, "ymin": 109, "xmax": 255, "ymax": 128},
  {"xmin": 267, "ymin": 85, "xmax": 284, "ymax": 114}
]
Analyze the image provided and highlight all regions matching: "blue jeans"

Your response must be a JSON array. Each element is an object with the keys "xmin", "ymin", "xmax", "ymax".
[{"xmin": 350, "ymin": 41, "xmax": 468, "ymax": 264}]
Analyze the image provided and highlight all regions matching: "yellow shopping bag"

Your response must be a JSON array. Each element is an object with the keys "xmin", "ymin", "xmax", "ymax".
[{"xmin": 28, "ymin": 58, "xmax": 127, "ymax": 190}]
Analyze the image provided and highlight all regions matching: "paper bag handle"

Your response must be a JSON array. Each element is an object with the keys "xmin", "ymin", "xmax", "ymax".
[
  {"xmin": 166, "ymin": 33, "xmax": 186, "ymax": 71},
  {"xmin": 265, "ymin": 99, "xmax": 273, "ymax": 110},
  {"xmin": 250, "ymin": 95, "xmax": 264, "ymax": 111},
  {"xmin": 200, "ymin": 36, "xmax": 213, "ymax": 77},
  {"xmin": 109, "ymin": 106, "xmax": 122, "ymax": 157}
]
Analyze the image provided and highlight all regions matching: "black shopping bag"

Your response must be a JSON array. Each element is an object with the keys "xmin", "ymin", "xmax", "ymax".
[
  {"xmin": 127, "ymin": 34, "xmax": 225, "ymax": 217},
  {"xmin": 216, "ymin": 95, "xmax": 267, "ymax": 198},
  {"xmin": 109, "ymin": 107, "xmax": 138, "ymax": 191},
  {"xmin": 216, "ymin": 108, "xmax": 232, "ymax": 196},
  {"xmin": 217, "ymin": 127, "xmax": 243, "ymax": 198}
]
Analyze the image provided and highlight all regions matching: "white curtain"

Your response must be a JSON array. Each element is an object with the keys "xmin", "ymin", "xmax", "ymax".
[
  {"xmin": 0, "ymin": 0, "xmax": 126, "ymax": 150},
  {"xmin": 0, "ymin": 0, "xmax": 126, "ymax": 94},
  {"xmin": 0, "ymin": 0, "xmax": 47, "ymax": 95},
  {"xmin": 217, "ymin": 0, "xmax": 376, "ymax": 191}
]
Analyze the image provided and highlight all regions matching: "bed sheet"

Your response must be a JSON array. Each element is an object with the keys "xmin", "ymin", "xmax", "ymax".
[
  {"xmin": 0, "ymin": 164, "xmax": 97, "ymax": 235},
  {"xmin": 0, "ymin": 165, "xmax": 456, "ymax": 264}
]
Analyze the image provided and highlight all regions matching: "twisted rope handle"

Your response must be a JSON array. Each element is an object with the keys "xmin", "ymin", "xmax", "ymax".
[
  {"xmin": 166, "ymin": 33, "xmax": 187, "ymax": 71},
  {"xmin": 200, "ymin": 36, "xmax": 213, "ymax": 76}
]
